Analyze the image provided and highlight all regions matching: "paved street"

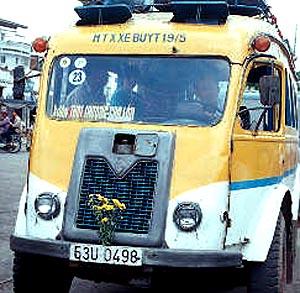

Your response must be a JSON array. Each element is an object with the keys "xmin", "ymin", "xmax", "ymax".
[
  {"xmin": 0, "ymin": 152, "xmax": 27, "ymax": 292},
  {"xmin": 0, "ymin": 152, "xmax": 299, "ymax": 292}
]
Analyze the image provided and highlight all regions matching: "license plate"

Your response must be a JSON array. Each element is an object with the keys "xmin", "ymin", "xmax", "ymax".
[{"xmin": 69, "ymin": 243, "xmax": 142, "ymax": 266}]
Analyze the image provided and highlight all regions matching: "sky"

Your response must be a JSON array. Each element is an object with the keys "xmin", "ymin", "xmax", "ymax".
[{"xmin": 1, "ymin": 0, "xmax": 299, "ymax": 67}]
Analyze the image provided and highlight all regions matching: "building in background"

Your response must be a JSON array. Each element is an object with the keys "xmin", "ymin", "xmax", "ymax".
[
  {"xmin": 0, "ymin": 18, "xmax": 31, "ymax": 99},
  {"xmin": 0, "ymin": 19, "xmax": 40, "ymax": 129}
]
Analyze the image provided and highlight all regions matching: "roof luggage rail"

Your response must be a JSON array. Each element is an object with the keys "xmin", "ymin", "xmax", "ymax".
[
  {"xmin": 75, "ymin": 1, "xmax": 133, "ymax": 25},
  {"xmin": 169, "ymin": 0, "xmax": 270, "ymax": 23},
  {"xmin": 75, "ymin": 0, "xmax": 271, "ymax": 25},
  {"xmin": 170, "ymin": 1, "xmax": 229, "ymax": 24},
  {"xmin": 227, "ymin": 0, "xmax": 269, "ymax": 16}
]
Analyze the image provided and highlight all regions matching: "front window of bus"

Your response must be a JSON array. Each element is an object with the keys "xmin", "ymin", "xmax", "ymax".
[{"xmin": 46, "ymin": 56, "xmax": 230, "ymax": 126}]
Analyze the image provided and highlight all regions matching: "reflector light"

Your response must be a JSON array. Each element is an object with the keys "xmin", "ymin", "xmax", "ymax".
[
  {"xmin": 252, "ymin": 35, "xmax": 271, "ymax": 52},
  {"xmin": 32, "ymin": 37, "xmax": 48, "ymax": 53},
  {"xmin": 270, "ymin": 15, "xmax": 277, "ymax": 25}
]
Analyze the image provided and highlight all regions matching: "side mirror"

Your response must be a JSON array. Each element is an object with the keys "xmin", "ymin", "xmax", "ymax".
[
  {"xmin": 30, "ymin": 55, "xmax": 44, "ymax": 71},
  {"xmin": 259, "ymin": 75, "xmax": 280, "ymax": 106}
]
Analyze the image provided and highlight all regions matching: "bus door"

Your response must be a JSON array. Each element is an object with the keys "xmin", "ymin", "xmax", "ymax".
[{"xmin": 226, "ymin": 60, "xmax": 284, "ymax": 247}]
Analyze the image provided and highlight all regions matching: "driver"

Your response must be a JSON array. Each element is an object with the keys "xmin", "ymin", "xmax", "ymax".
[
  {"xmin": 173, "ymin": 75, "xmax": 223, "ymax": 124},
  {"xmin": 193, "ymin": 76, "xmax": 222, "ymax": 121}
]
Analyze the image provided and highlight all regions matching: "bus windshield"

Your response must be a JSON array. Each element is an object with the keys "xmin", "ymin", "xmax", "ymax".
[{"xmin": 46, "ymin": 55, "xmax": 230, "ymax": 126}]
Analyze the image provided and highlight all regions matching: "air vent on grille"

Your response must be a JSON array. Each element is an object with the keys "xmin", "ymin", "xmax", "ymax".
[{"xmin": 76, "ymin": 157, "xmax": 158, "ymax": 234}]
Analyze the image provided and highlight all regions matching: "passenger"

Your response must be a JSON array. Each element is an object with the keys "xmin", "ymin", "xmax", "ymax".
[
  {"xmin": 110, "ymin": 76, "xmax": 138, "ymax": 107},
  {"xmin": 64, "ymin": 69, "xmax": 110, "ymax": 107}
]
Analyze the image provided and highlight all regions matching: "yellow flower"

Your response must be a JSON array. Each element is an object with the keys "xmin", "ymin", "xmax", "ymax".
[
  {"xmin": 101, "ymin": 217, "xmax": 109, "ymax": 223},
  {"xmin": 93, "ymin": 204, "xmax": 114, "ymax": 211},
  {"xmin": 119, "ymin": 203, "xmax": 126, "ymax": 210},
  {"xmin": 103, "ymin": 204, "xmax": 114, "ymax": 211},
  {"xmin": 96, "ymin": 194, "xmax": 103, "ymax": 200},
  {"xmin": 112, "ymin": 198, "xmax": 121, "ymax": 207},
  {"xmin": 93, "ymin": 205, "xmax": 102, "ymax": 211},
  {"xmin": 97, "ymin": 195, "xmax": 108, "ymax": 204},
  {"xmin": 87, "ymin": 195, "xmax": 126, "ymax": 246},
  {"xmin": 112, "ymin": 199, "xmax": 126, "ymax": 210}
]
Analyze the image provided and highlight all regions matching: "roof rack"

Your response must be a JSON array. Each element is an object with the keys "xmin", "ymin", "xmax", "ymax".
[
  {"xmin": 227, "ymin": 0, "xmax": 269, "ymax": 17},
  {"xmin": 75, "ymin": 3, "xmax": 132, "ymax": 25},
  {"xmin": 75, "ymin": 0, "xmax": 271, "ymax": 25},
  {"xmin": 169, "ymin": 0, "xmax": 270, "ymax": 23},
  {"xmin": 170, "ymin": 1, "xmax": 229, "ymax": 24}
]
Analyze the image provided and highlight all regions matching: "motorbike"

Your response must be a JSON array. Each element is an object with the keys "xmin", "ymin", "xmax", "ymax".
[
  {"xmin": 0, "ymin": 98, "xmax": 36, "ymax": 153},
  {"xmin": 0, "ymin": 132, "xmax": 22, "ymax": 153}
]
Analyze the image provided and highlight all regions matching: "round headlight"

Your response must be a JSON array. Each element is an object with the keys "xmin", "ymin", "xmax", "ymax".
[
  {"xmin": 173, "ymin": 202, "xmax": 202, "ymax": 232},
  {"xmin": 34, "ymin": 193, "xmax": 60, "ymax": 220}
]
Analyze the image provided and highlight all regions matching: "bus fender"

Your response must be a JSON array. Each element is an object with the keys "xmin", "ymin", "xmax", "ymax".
[
  {"xmin": 226, "ymin": 184, "xmax": 289, "ymax": 262},
  {"xmin": 13, "ymin": 184, "xmax": 28, "ymax": 237},
  {"xmin": 291, "ymin": 164, "xmax": 300, "ymax": 220}
]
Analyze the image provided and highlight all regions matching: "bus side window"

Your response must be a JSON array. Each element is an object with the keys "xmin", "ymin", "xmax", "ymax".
[
  {"xmin": 291, "ymin": 77, "xmax": 299, "ymax": 129},
  {"xmin": 285, "ymin": 70, "xmax": 292, "ymax": 127},
  {"xmin": 293, "ymin": 85, "xmax": 299, "ymax": 129},
  {"xmin": 289, "ymin": 75, "xmax": 296, "ymax": 128},
  {"xmin": 239, "ymin": 64, "xmax": 281, "ymax": 132}
]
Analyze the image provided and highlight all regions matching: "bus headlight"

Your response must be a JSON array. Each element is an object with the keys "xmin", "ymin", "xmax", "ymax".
[
  {"xmin": 34, "ymin": 193, "xmax": 60, "ymax": 220},
  {"xmin": 173, "ymin": 202, "xmax": 202, "ymax": 232}
]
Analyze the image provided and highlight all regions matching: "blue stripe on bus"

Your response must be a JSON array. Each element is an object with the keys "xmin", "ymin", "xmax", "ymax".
[
  {"xmin": 231, "ymin": 166, "xmax": 297, "ymax": 191},
  {"xmin": 283, "ymin": 167, "xmax": 297, "ymax": 177}
]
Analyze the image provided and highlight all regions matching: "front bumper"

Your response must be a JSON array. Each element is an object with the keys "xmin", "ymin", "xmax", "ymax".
[{"xmin": 10, "ymin": 235, "xmax": 242, "ymax": 268}]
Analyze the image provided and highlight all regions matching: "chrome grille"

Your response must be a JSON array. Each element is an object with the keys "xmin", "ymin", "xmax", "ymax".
[{"xmin": 76, "ymin": 157, "xmax": 158, "ymax": 234}]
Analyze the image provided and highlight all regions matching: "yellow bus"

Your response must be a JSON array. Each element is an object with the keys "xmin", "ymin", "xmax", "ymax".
[{"xmin": 10, "ymin": 1, "xmax": 300, "ymax": 292}]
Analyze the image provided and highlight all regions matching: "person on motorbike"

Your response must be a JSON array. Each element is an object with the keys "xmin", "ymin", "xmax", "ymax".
[
  {"xmin": 10, "ymin": 111, "xmax": 22, "ymax": 133},
  {"xmin": 0, "ymin": 110, "xmax": 22, "ymax": 152},
  {"xmin": 0, "ymin": 111, "xmax": 11, "ymax": 141}
]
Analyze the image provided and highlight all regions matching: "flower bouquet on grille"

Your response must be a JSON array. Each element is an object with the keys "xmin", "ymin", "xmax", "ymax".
[{"xmin": 87, "ymin": 194, "xmax": 126, "ymax": 245}]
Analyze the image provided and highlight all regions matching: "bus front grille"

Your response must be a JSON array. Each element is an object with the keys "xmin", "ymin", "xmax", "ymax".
[{"xmin": 76, "ymin": 157, "xmax": 158, "ymax": 234}]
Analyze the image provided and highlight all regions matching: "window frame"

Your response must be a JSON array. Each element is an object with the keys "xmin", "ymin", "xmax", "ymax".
[
  {"xmin": 45, "ymin": 54, "xmax": 231, "ymax": 127},
  {"xmin": 239, "ymin": 60, "xmax": 283, "ymax": 133}
]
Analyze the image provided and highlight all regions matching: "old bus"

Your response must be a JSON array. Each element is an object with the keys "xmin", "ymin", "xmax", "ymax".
[{"xmin": 10, "ymin": 0, "xmax": 299, "ymax": 292}]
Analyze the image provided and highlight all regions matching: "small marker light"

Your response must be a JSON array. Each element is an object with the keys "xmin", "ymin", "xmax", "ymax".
[
  {"xmin": 252, "ymin": 35, "xmax": 271, "ymax": 52},
  {"xmin": 32, "ymin": 37, "xmax": 48, "ymax": 53}
]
